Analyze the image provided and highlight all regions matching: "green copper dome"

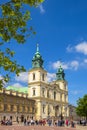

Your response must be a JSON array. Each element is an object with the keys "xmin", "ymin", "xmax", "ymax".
[
  {"xmin": 32, "ymin": 44, "xmax": 44, "ymax": 68},
  {"xmin": 56, "ymin": 66, "xmax": 65, "ymax": 80},
  {"xmin": 33, "ymin": 51, "xmax": 41, "ymax": 59}
]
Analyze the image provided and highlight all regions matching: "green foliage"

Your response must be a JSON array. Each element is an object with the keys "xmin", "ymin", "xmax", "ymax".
[
  {"xmin": 0, "ymin": 0, "xmax": 44, "ymax": 89},
  {"xmin": 0, "ymin": 2, "xmax": 29, "ymax": 43},
  {"xmin": 76, "ymin": 94, "xmax": 87, "ymax": 119},
  {"xmin": 0, "ymin": 48, "xmax": 26, "ymax": 89},
  {"xmin": 0, "ymin": 0, "xmax": 44, "ymax": 43}
]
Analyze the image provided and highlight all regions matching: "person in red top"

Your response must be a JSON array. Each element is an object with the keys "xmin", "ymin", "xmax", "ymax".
[{"xmin": 65, "ymin": 119, "xmax": 69, "ymax": 126}]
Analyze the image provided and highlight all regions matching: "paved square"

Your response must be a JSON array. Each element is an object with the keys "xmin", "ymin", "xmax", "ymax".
[{"xmin": 0, "ymin": 125, "xmax": 80, "ymax": 130}]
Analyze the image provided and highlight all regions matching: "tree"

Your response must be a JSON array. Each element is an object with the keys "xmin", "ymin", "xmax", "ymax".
[
  {"xmin": 76, "ymin": 94, "xmax": 87, "ymax": 119},
  {"xmin": 0, "ymin": 0, "xmax": 44, "ymax": 89}
]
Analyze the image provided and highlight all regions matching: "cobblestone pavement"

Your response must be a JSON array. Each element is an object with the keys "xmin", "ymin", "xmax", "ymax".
[{"xmin": 0, "ymin": 125, "xmax": 87, "ymax": 130}]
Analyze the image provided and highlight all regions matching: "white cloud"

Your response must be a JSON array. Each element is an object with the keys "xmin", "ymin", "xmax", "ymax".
[
  {"xmin": 12, "ymin": 83, "xmax": 24, "ymax": 88},
  {"xmin": 0, "ymin": 75, "xmax": 7, "ymax": 87},
  {"xmin": 51, "ymin": 60, "xmax": 79, "ymax": 70},
  {"xmin": 15, "ymin": 72, "xmax": 28, "ymax": 83},
  {"xmin": 39, "ymin": 4, "xmax": 45, "ymax": 14},
  {"xmin": 52, "ymin": 61, "xmax": 68, "ymax": 70},
  {"xmin": 75, "ymin": 42, "xmax": 87, "ymax": 55},
  {"xmin": 47, "ymin": 73, "xmax": 56, "ymax": 82},
  {"xmin": 70, "ymin": 61, "xmax": 79, "ymax": 70},
  {"xmin": 66, "ymin": 45, "xmax": 74, "ymax": 52},
  {"xmin": 52, "ymin": 61, "xmax": 61, "ymax": 69},
  {"xmin": 67, "ymin": 41, "xmax": 87, "ymax": 55}
]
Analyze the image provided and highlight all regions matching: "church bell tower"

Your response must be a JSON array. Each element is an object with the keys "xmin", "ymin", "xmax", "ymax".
[
  {"xmin": 28, "ymin": 44, "xmax": 47, "ymax": 119},
  {"xmin": 28, "ymin": 44, "xmax": 47, "ymax": 84},
  {"xmin": 56, "ymin": 65, "xmax": 65, "ymax": 80}
]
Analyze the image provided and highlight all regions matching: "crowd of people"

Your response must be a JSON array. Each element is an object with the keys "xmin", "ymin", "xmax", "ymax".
[
  {"xmin": 18, "ymin": 118, "xmax": 76, "ymax": 128},
  {"xmin": 79, "ymin": 119, "xmax": 87, "ymax": 126},
  {"xmin": 1, "ymin": 117, "xmax": 87, "ymax": 128},
  {"xmin": 1, "ymin": 119, "xmax": 12, "ymax": 125}
]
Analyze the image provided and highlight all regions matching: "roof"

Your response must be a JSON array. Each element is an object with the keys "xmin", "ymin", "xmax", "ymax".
[{"xmin": 6, "ymin": 86, "xmax": 28, "ymax": 93}]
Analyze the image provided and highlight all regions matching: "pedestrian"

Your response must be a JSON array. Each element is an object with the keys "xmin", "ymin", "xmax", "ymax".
[
  {"xmin": 24, "ymin": 118, "xmax": 26, "ymax": 125},
  {"xmin": 65, "ymin": 119, "xmax": 68, "ymax": 126}
]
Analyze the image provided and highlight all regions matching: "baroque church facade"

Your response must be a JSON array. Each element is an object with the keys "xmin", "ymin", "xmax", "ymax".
[
  {"xmin": 28, "ymin": 44, "xmax": 69, "ymax": 119},
  {"xmin": 0, "ymin": 45, "xmax": 69, "ymax": 121}
]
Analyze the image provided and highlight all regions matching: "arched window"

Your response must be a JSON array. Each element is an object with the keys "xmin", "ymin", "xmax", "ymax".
[
  {"xmin": 33, "ymin": 73, "xmax": 35, "ymax": 80},
  {"xmin": 54, "ymin": 91, "xmax": 56, "ymax": 100},
  {"xmin": 33, "ymin": 89, "xmax": 35, "ymax": 96}
]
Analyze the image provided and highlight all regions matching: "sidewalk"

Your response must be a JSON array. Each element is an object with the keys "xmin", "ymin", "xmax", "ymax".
[
  {"xmin": 76, "ymin": 125, "xmax": 87, "ymax": 130},
  {"xmin": 0, "ymin": 124, "xmax": 87, "ymax": 130},
  {"xmin": 12, "ymin": 122, "xmax": 87, "ymax": 129}
]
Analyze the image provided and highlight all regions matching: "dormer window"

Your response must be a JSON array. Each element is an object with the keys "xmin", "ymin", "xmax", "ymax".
[{"xmin": 33, "ymin": 73, "xmax": 35, "ymax": 80}]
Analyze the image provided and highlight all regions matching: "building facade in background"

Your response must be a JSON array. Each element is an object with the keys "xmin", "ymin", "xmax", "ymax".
[
  {"xmin": 0, "ymin": 89, "xmax": 35, "ymax": 121},
  {"xmin": 68, "ymin": 104, "xmax": 80, "ymax": 120}
]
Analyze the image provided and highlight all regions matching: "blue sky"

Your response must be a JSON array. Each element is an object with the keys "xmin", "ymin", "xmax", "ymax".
[{"xmin": 0, "ymin": 0, "xmax": 87, "ymax": 106}]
